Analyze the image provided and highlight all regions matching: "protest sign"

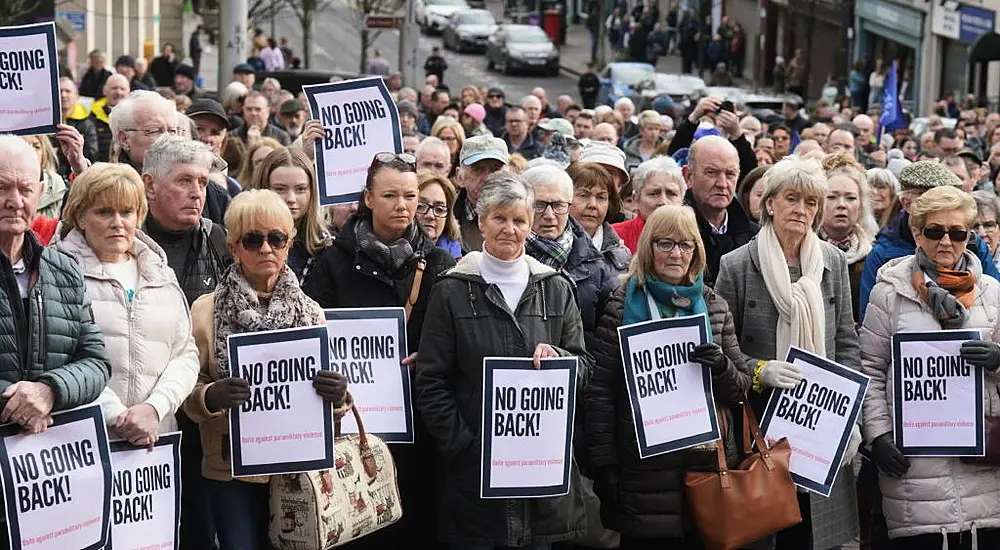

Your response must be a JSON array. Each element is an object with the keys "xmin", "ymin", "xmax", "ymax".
[
  {"xmin": 228, "ymin": 325, "xmax": 335, "ymax": 476},
  {"xmin": 617, "ymin": 314, "xmax": 719, "ymax": 458},
  {"xmin": 106, "ymin": 433, "xmax": 181, "ymax": 550},
  {"xmin": 0, "ymin": 22, "xmax": 60, "ymax": 136},
  {"xmin": 302, "ymin": 76, "xmax": 401, "ymax": 206},
  {"xmin": 0, "ymin": 403, "xmax": 111, "ymax": 550},
  {"xmin": 325, "ymin": 308, "xmax": 413, "ymax": 443},
  {"xmin": 481, "ymin": 357, "xmax": 577, "ymax": 499},
  {"xmin": 760, "ymin": 347, "xmax": 869, "ymax": 496},
  {"xmin": 892, "ymin": 330, "xmax": 985, "ymax": 457}
]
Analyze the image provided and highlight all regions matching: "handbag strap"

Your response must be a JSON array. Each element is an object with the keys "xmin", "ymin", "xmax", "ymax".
[
  {"xmin": 712, "ymin": 403, "xmax": 731, "ymax": 488},
  {"xmin": 405, "ymin": 260, "xmax": 426, "ymax": 319},
  {"xmin": 740, "ymin": 399, "xmax": 777, "ymax": 471},
  {"xmin": 335, "ymin": 404, "xmax": 379, "ymax": 481}
]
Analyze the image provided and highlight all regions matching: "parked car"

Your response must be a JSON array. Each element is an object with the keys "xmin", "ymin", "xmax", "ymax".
[
  {"xmin": 639, "ymin": 73, "xmax": 706, "ymax": 108},
  {"xmin": 443, "ymin": 9, "xmax": 498, "ymax": 52},
  {"xmin": 416, "ymin": 0, "xmax": 470, "ymax": 34},
  {"xmin": 486, "ymin": 24, "xmax": 560, "ymax": 76},
  {"xmin": 596, "ymin": 62, "xmax": 657, "ymax": 106}
]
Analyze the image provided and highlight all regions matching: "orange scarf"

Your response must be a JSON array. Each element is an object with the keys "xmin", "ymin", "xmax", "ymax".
[{"xmin": 911, "ymin": 267, "xmax": 976, "ymax": 310}]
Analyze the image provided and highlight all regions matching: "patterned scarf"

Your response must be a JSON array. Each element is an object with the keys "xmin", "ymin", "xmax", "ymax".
[
  {"xmin": 820, "ymin": 227, "xmax": 872, "ymax": 265},
  {"xmin": 526, "ymin": 224, "xmax": 574, "ymax": 269},
  {"xmin": 911, "ymin": 248, "xmax": 975, "ymax": 330},
  {"xmin": 213, "ymin": 263, "xmax": 323, "ymax": 379},
  {"xmin": 622, "ymin": 273, "xmax": 712, "ymax": 341},
  {"xmin": 354, "ymin": 218, "xmax": 421, "ymax": 276}
]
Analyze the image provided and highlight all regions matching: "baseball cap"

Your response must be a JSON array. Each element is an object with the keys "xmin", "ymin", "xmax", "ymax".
[
  {"xmin": 186, "ymin": 99, "xmax": 230, "ymax": 129},
  {"xmin": 460, "ymin": 135, "xmax": 509, "ymax": 166},
  {"xmin": 898, "ymin": 160, "xmax": 963, "ymax": 191},
  {"xmin": 279, "ymin": 99, "xmax": 306, "ymax": 116},
  {"xmin": 537, "ymin": 118, "xmax": 575, "ymax": 137},
  {"xmin": 233, "ymin": 63, "xmax": 256, "ymax": 74}
]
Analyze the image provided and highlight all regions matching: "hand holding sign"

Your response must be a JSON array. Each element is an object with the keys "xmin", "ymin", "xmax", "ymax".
[
  {"xmin": 959, "ymin": 340, "xmax": 1000, "ymax": 371},
  {"xmin": 532, "ymin": 344, "xmax": 559, "ymax": 370},
  {"xmin": 299, "ymin": 119, "xmax": 324, "ymax": 160},
  {"xmin": 205, "ymin": 377, "xmax": 251, "ymax": 413},
  {"xmin": 871, "ymin": 433, "xmax": 910, "ymax": 478},
  {"xmin": 53, "ymin": 123, "xmax": 87, "ymax": 174},
  {"xmin": 760, "ymin": 360, "xmax": 804, "ymax": 390},
  {"xmin": 690, "ymin": 343, "xmax": 727, "ymax": 375},
  {"xmin": 116, "ymin": 404, "xmax": 160, "ymax": 450},
  {"xmin": 312, "ymin": 370, "xmax": 348, "ymax": 405},
  {"xmin": 2, "ymin": 382, "xmax": 55, "ymax": 434}
]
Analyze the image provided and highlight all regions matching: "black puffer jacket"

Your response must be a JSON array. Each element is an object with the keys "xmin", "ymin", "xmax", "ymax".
[
  {"xmin": 683, "ymin": 189, "xmax": 759, "ymax": 286},
  {"xmin": 415, "ymin": 252, "xmax": 592, "ymax": 546},
  {"xmin": 143, "ymin": 216, "xmax": 231, "ymax": 306},
  {"xmin": 302, "ymin": 215, "xmax": 455, "ymax": 550},
  {"xmin": 585, "ymin": 283, "xmax": 752, "ymax": 539}
]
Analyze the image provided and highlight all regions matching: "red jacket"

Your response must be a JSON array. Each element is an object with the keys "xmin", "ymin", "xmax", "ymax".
[{"xmin": 612, "ymin": 215, "xmax": 645, "ymax": 254}]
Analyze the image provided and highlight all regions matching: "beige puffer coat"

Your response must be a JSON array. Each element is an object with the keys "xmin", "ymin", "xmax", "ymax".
[
  {"xmin": 860, "ymin": 253, "xmax": 1000, "ymax": 540},
  {"xmin": 54, "ymin": 228, "xmax": 200, "ymax": 437}
]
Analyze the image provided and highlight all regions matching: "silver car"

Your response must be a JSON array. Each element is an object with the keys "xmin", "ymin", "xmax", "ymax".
[
  {"xmin": 486, "ymin": 24, "xmax": 559, "ymax": 76},
  {"xmin": 443, "ymin": 9, "xmax": 498, "ymax": 53},
  {"xmin": 417, "ymin": 0, "xmax": 470, "ymax": 34}
]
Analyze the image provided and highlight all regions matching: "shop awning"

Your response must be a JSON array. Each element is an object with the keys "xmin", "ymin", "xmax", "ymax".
[{"xmin": 969, "ymin": 32, "xmax": 1000, "ymax": 63}]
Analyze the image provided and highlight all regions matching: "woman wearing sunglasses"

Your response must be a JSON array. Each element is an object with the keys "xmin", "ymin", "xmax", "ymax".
[
  {"xmin": 860, "ymin": 185, "xmax": 1000, "ymax": 549},
  {"xmin": 248, "ymin": 147, "xmax": 330, "ymax": 284},
  {"xmin": 303, "ymin": 152, "xmax": 457, "ymax": 548},
  {"xmin": 182, "ymin": 189, "xmax": 351, "ymax": 550},
  {"xmin": 715, "ymin": 156, "xmax": 861, "ymax": 550},
  {"xmin": 585, "ymin": 204, "xmax": 751, "ymax": 549}
]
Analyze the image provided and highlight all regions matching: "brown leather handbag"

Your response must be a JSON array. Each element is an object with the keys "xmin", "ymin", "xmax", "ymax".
[{"xmin": 685, "ymin": 401, "xmax": 802, "ymax": 550}]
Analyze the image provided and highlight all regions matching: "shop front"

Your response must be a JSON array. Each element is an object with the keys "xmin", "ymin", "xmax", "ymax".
[
  {"xmin": 932, "ymin": 1, "xmax": 995, "ymax": 101},
  {"xmin": 855, "ymin": 0, "xmax": 924, "ymax": 110}
]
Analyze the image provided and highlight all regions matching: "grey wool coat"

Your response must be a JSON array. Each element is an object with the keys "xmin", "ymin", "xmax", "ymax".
[{"xmin": 714, "ymin": 236, "xmax": 861, "ymax": 550}]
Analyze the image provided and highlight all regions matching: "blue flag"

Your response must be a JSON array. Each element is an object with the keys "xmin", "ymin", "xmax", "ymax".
[{"xmin": 877, "ymin": 61, "xmax": 907, "ymax": 146}]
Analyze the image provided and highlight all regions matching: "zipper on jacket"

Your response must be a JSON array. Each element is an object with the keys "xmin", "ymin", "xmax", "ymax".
[
  {"xmin": 125, "ymin": 285, "xmax": 136, "ymax": 406},
  {"xmin": 34, "ymin": 292, "xmax": 44, "ymax": 366},
  {"xmin": 467, "ymin": 282, "xmax": 477, "ymax": 316}
]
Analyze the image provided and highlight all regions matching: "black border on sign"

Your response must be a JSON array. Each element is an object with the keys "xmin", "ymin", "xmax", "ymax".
[
  {"xmin": 0, "ymin": 22, "xmax": 61, "ymax": 136},
  {"xmin": 616, "ymin": 314, "xmax": 719, "ymax": 459},
  {"xmin": 759, "ymin": 346, "xmax": 870, "ymax": 497},
  {"xmin": 891, "ymin": 330, "xmax": 985, "ymax": 457},
  {"xmin": 302, "ymin": 76, "xmax": 402, "ymax": 206},
  {"xmin": 324, "ymin": 307, "xmax": 414, "ymax": 443},
  {"xmin": 106, "ymin": 432, "xmax": 183, "ymax": 550},
  {"xmin": 0, "ymin": 403, "xmax": 112, "ymax": 550},
  {"xmin": 227, "ymin": 325, "xmax": 334, "ymax": 477},
  {"xmin": 480, "ymin": 357, "xmax": 577, "ymax": 499}
]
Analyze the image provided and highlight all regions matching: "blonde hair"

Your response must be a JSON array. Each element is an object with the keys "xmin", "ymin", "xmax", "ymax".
[
  {"xmin": 247, "ymin": 147, "xmax": 328, "ymax": 255},
  {"xmin": 60, "ymin": 163, "xmax": 148, "ymax": 239},
  {"xmin": 239, "ymin": 137, "xmax": 283, "ymax": 188},
  {"xmin": 909, "ymin": 185, "xmax": 977, "ymax": 233},
  {"xmin": 22, "ymin": 135, "xmax": 57, "ymax": 172},
  {"xmin": 507, "ymin": 153, "xmax": 527, "ymax": 173},
  {"xmin": 758, "ymin": 156, "xmax": 828, "ymax": 230},
  {"xmin": 224, "ymin": 189, "xmax": 296, "ymax": 250},
  {"xmin": 418, "ymin": 172, "xmax": 462, "ymax": 242},
  {"xmin": 822, "ymin": 152, "xmax": 878, "ymax": 239},
  {"xmin": 637, "ymin": 110, "xmax": 661, "ymax": 128},
  {"xmin": 431, "ymin": 115, "xmax": 466, "ymax": 148},
  {"xmin": 628, "ymin": 204, "xmax": 706, "ymax": 286}
]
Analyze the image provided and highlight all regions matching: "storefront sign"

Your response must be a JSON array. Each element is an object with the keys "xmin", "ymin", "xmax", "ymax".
[
  {"xmin": 932, "ymin": 1, "xmax": 961, "ymax": 40},
  {"xmin": 959, "ymin": 5, "xmax": 995, "ymax": 43},
  {"xmin": 857, "ymin": 0, "xmax": 924, "ymax": 37}
]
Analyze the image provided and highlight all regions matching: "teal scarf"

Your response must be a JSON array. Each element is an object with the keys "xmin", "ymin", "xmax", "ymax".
[{"xmin": 622, "ymin": 274, "xmax": 712, "ymax": 341}]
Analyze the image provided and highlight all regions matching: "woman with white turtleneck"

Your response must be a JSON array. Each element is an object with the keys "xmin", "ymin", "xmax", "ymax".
[{"xmin": 416, "ymin": 171, "xmax": 593, "ymax": 549}]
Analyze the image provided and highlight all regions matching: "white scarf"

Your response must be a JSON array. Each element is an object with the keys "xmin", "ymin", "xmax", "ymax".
[{"xmin": 758, "ymin": 224, "xmax": 827, "ymax": 359}]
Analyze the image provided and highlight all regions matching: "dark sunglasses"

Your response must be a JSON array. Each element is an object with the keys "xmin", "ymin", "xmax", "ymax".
[
  {"xmin": 488, "ymin": 94, "xmax": 504, "ymax": 99},
  {"xmin": 921, "ymin": 226, "xmax": 969, "ymax": 242},
  {"xmin": 240, "ymin": 230, "xmax": 289, "ymax": 251}
]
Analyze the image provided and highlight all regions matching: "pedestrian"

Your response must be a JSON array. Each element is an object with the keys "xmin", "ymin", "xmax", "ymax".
[
  {"xmin": 150, "ymin": 43, "xmax": 178, "ymax": 87},
  {"xmin": 368, "ymin": 49, "xmax": 391, "ymax": 77},
  {"xmin": 189, "ymin": 26, "xmax": 203, "ymax": 77},
  {"xmin": 606, "ymin": 7, "xmax": 623, "ymax": 55},
  {"xmin": 679, "ymin": 12, "xmax": 698, "ymax": 74},
  {"xmin": 424, "ymin": 46, "xmax": 447, "ymax": 85},
  {"xmin": 261, "ymin": 38, "xmax": 285, "ymax": 72},
  {"xmin": 729, "ymin": 22, "xmax": 746, "ymax": 78},
  {"xmin": 578, "ymin": 62, "xmax": 601, "ymax": 109},
  {"xmin": 787, "ymin": 48, "xmax": 807, "ymax": 99},
  {"xmin": 80, "ymin": 49, "xmax": 112, "ymax": 99},
  {"xmin": 773, "ymin": 56, "xmax": 787, "ymax": 94}
]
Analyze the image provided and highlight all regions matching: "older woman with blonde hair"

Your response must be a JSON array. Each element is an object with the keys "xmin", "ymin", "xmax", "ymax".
[
  {"xmin": 861, "ymin": 185, "xmax": 1000, "ymax": 548},
  {"xmin": 417, "ymin": 172, "xmax": 463, "ymax": 258},
  {"xmin": 431, "ymin": 115, "xmax": 466, "ymax": 174},
  {"xmin": 716, "ymin": 156, "xmax": 861, "ymax": 550},
  {"xmin": 586, "ymin": 204, "xmax": 751, "ymax": 548},
  {"xmin": 821, "ymin": 152, "xmax": 878, "ymax": 321},
  {"xmin": 248, "ymin": 147, "xmax": 329, "ymax": 283},
  {"xmin": 183, "ymin": 189, "xmax": 350, "ymax": 550},
  {"xmin": 53, "ymin": 162, "xmax": 199, "ymax": 448}
]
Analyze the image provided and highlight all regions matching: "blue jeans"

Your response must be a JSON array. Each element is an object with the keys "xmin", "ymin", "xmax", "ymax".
[
  {"xmin": 206, "ymin": 479, "xmax": 270, "ymax": 550},
  {"xmin": 456, "ymin": 545, "xmax": 551, "ymax": 550}
]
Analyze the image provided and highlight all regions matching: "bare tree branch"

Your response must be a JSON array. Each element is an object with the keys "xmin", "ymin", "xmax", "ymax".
[{"xmin": 0, "ymin": 0, "xmax": 40, "ymax": 26}]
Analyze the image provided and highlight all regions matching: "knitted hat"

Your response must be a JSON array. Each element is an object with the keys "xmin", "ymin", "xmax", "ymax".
[
  {"xmin": 396, "ymin": 100, "xmax": 418, "ymax": 119},
  {"xmin": 463, "ymin": 103, "xmax": 486, "ymax": 123},
  {"xmin": 898, "ymin": 160, "xmax": 963, "ymax": 191}
]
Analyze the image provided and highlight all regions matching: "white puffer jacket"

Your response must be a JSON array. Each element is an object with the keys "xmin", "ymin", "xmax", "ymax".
[
  {"xmin": 54, "ymin": 228, "xmax": 200, "ymax": 437},
  {"xmin": 860, "ymin": 253, "xmax": 1000, "ymax": 540}
]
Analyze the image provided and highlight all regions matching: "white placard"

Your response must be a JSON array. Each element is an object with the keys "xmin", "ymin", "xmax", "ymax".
[
  {"xmin": 0, "ymin": 22, "xmax": 60, "ymax": 136},
  {"xmin": 302, "ymin": 76, "xmax": 402, "ymax": 206},
  {"xmin": 107, "ymin": 433, "xmax": 181, "ymax": 550}
]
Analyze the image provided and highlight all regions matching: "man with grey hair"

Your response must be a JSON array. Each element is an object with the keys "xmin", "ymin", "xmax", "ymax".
[
  {"xmin": 682, "ymin": 135, "xmax": 759, "ymax": 284},
  {"xmin": 611, "ymin": 156, "xmax": 686, "ymax": 252},
  {"xmin": 0, "ymin": 135, "xmax": 111, "ymax": 437},
  {"xmin": 232, "ymin": 91, "xmax": 291, "ymax": 145},
  {"xmin": 941, "ymin": 155, "xmax": 973, "ymax": 192},
  {"xmin": 110, "ymin": 90, "xmax": 179, "ymax": 167},
  {"xmin": 416, "ymin": 136, "xmax": 452, "ymax": 178},
  {"xmin": 456, "ymin": 135, "xmax": 510, "ymax": 250},
  {"xmin": 523, "ymin": 164, "xmax": 614, "ymax": 337},
  {"xmin": 140, "ymin": 135, "xmax": 230, "ymax": 550},
  {"xmin": 521, "ymin": 94, "xmax": 543, "ymax": 133}
]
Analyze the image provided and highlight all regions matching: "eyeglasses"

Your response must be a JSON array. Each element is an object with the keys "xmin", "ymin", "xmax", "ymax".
[
  {"xmin": 653, "ymin": 238, "xmax": 696, "ymax": 254},
  {"xmin": 240, "ymin": 230, "xmax": 289, "ymax": 251},
  {"xmin": 416, "ymin": 202, "xmax": 449, "ymax": 218},
  {"xmin": 533, "ymin": 200, "xmax": 571, "ymax": 215},
  {"xmin": 921, "ymin": 226, "xmax": 969, "ymax": 242},
  {"xmin": 974, "ymin": 220, "xmax": 999, "ymax": 232},
  {"xmin": 439, "ymin": 135, "xmax": 458, "ymax": 142},
  {"xmin": 126, "ymin": 126, "xmax": 180, "ymax": 138}
]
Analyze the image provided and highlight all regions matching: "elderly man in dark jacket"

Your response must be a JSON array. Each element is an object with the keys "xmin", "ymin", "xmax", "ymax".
[{"xmin": 0, "ymin": 135, "xmax": 111, "ymax": 433}]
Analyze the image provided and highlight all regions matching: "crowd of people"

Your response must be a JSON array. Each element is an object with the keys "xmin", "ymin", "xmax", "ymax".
[{"xmin": 5, "ymin": 15, "xmax": 1000, "ymax": 550}]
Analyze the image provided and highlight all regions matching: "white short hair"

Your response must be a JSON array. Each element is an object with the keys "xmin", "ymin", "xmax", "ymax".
[
  {"xmin": 476, "ymin": 171, "xmax": 534, "ymax": 217},
  {"xmin": 221, "ymin": 81, "xmax": 249, "ymax": 111},
  {"xmin": 632, "ymin": 156, "xmax": 683, "ymax": 196},
  {"xmin": 0, "ymin": 135, "xmax": 39, "ymax": 174},
  {"xmin": 142, "ymin": 135, "xmax": 215, "ymax": 180},
  {"xmin": 110, "ymin": 90, "xmax": 175, "ymax": 143},
  {"xmin": 416, "ymin": 136, "xmax": 449, "ymax": 157},
  {"xmin": 522, "ymin": 165, "xmax": 573, "ymax": 199},
  {"xmin": 614, "ymin": 97, "xmax": 635, "ymax": 111}
]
